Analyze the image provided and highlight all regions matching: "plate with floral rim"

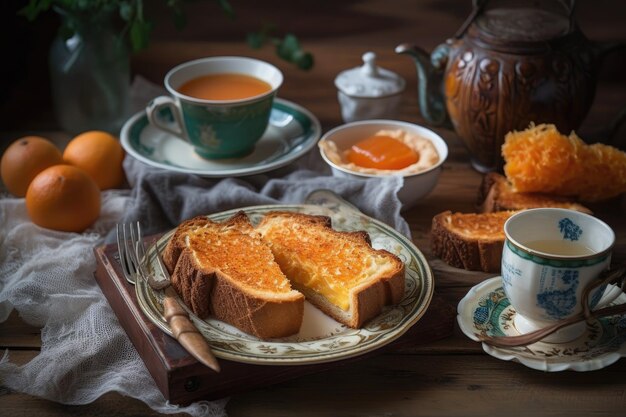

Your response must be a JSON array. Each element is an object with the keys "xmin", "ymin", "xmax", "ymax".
[
  {"xmin": 135, "ymin": 203, "xmax": 434, "ymax": 365},
  {"xmin": 457, "ymin": 276, "xmax": 626, "ymax": 372},
  {"xmin": 120, "ymin": 98, "xmax": 321, "ymax": 177}
]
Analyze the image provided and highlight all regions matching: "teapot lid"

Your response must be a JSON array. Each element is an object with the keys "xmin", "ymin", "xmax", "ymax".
[
  {"xmin": 475, "ymin": 6, "xmax": 572, "ymax": 42},
  {"xmin": 335, "ymin": 52, "xmax": 406, "ymax": 98},
  {"xmin": 459, "ymin": 0, "xmax": 576, "ymax": 51}
]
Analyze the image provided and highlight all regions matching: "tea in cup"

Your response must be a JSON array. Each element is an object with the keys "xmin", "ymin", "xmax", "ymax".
[
  {"xmin": 501, "ymin": 208, "xmax": 619, "ymax": 343},
  {"xmin": 146, "ymin": 56, "xmax": 283, "ymax": 159}
]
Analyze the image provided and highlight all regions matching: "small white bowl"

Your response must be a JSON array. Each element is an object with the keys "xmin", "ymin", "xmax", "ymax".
[{"xmin": 318, "ymin": 120, "xmax": 448, "ymax": 209}]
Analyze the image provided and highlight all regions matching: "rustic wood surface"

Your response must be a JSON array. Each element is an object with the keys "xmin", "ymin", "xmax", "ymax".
[
  {"xmin": 2, "ymin": 1, "xmax": 626, "ymax": 416},
  {"xmin": 92, "ymin": 240, "xmax": 456, "ymax": 404}
]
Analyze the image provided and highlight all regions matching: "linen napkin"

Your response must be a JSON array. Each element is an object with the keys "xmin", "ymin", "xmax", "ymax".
[
  {"xmin": 118, "ymin": 153, "xmax": 409, "ymax": 239},
  {"xmin": 0, "ymin": 78, "xmax": 410, "ymax": 417}
]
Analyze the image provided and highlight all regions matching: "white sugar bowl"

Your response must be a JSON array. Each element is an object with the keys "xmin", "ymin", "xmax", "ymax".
[{"xmin": 335, "ymin": 52, "xmax": 406, "ymax": 123}]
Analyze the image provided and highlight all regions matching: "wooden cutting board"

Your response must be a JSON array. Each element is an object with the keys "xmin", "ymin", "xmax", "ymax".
[{"xmin": 93, "ymin": 238, "xmax": 455, "ymax": 405}]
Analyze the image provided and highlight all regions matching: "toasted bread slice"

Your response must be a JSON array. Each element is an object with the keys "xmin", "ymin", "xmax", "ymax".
[
  {"xmin": 431, "ymin": 210, "xmax": 516, "ymax": 272},
  {"xmin": 478, "ymin": 173, "xmax": 591, "ymax": 214},
  {"xmin": 256, "ymin": 211, "xmax": 405, "ymax": 328},
  {"xmin": 162, "ymin": 211, "xmax": 304, "ymax": 339}
]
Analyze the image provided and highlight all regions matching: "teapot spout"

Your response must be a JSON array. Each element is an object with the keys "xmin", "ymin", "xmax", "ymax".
[{"xmin": 396, "ymin": 43, "xmax": 449, "ymax": 126}]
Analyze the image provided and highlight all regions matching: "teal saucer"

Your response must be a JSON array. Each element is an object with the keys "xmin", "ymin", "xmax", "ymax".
[
  {"xmin": 120, "ymin": 98, "xmax": 321, "ymax": 177},
  {"xmin": 458, "ymin": 277, "xmax": 626, "ymax": 372}
]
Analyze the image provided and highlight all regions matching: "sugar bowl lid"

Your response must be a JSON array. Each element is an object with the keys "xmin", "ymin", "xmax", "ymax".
[{"xmin": 335, "ymin": 52, "xmax": 405, "ymax": 98}]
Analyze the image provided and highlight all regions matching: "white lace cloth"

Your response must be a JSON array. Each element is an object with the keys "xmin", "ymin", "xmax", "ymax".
[{"xmin": 0, "ymin": 191, "xmax": 228, "ymax": 416}]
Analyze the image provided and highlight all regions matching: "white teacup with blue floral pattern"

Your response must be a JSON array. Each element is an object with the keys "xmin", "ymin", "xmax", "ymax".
[
  {"xmin": 146, "ymin": 56, "xmax": 283, "ymax": 159},
  {"xmin": 502, "ymin": 208, "xmax": 618, "ymax": 343}
]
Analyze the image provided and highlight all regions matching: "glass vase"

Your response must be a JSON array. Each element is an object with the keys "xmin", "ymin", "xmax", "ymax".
[{"xmin": 49, "ymin": 8, "xmax": 130, "ymax": 135}]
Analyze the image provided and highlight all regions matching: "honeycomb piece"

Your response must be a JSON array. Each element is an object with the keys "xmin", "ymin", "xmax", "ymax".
[
  {"xmin": 572, "ymin": 141, "xmax": 626, "ymax": 201},
  {"xmin": 502, "ymin": 124, "xmax": 626, "ymax": 202}
]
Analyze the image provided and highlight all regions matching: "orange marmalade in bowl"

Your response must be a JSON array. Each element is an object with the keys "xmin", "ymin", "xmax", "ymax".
[{"xmin": 320, "ymin": 129, "xmax": 439, "ymax": 175}]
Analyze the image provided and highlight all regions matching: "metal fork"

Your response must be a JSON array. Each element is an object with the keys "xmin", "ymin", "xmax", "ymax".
[
  {"xmin": 116, "ymin": 222, "xmax": 142, "ymax": 285},
  {"xmin": 116, "ymin": 221, "xmax": 221, "ymax": 372}
]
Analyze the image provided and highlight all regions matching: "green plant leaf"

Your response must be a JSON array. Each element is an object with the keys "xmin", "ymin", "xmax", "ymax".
[
  {"xmin": 248, "ymin": 29, "xmax": 315, "ymax": 70},
  {"xmin": 76, "ymin": 0, "xmax": 90, "ymax": 10},
  {"xmin": 119, "ymin": 1, "xmax": 133, "ymax": 21},
  {"xmin": 19, "ymin": 0, "xmax": 53, "ymax": 21},
  {"xmin": 275, "ymin": 34, "xmax": 300, "ymax": 61},
  {"xmin": 130, "ymin": 19, "xmax": 153, "ymax": 52},
  {"xmin": 216, "ymin": 0, "xmax": 235, "ymax": 19},
  {"xmin": 246, "ymin": 32, "xmax": 265, "ymax": 49},
  {"xmin": 293, "ymin": 50, "xmax": 314, "ymax": 71},
  {"xmin": 165, "ymin": 0, "xmax": 187, "ymax": 30},
  {"xmin": 17, "ymin": 0, "xmax": 314, "ymax": 69},
  {"xmin": 276, "ymin": 33, "xmax": 313, "ymax": 69},
  {"xmin": 172, "ymin": 10, "xmax": 186, "ymax": 30}
]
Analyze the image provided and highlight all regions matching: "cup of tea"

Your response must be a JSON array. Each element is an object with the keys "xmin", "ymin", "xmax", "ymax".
[
  {"xmin": 501, "ymin": 208, "xmax": 620, "ymax": 343},
  {"xmin": 146, "ymin": 56, "xmax": 283, "ymax": 159}
]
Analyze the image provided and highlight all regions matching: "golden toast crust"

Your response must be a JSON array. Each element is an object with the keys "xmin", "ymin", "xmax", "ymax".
[
  {"xmin": 257, "ymin": 211, "xmax": 405, "ymax": 328},
  {"xmin": 162, "ymin": 210, "xmax": 406, "ymax": 337},
  {"xmin": 478, "ymin": 173, "xmax": 591, "ymax": 214},
  {"xmin": 431, "ymin": 210, "xmax": 515, "ymax": 273},
  {"xmin": 162, "ymin": 212, "xmax": 304, "ymax": 339}
]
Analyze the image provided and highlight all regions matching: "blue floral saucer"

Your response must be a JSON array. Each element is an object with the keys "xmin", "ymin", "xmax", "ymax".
[{"xmin": 457, "ymin": 277, "xmax": 626, "ymax": 372}]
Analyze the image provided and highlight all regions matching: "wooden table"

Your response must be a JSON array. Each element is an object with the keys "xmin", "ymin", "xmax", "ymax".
[{"xmin": 2, "ymin": 1, "xmax": 626, "ymax": 415}]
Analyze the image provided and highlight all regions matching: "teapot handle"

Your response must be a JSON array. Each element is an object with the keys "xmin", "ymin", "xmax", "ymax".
[
  {"xmin": 454, "ymin": 0, "xmax": 487, "ymax": 39},
  {"xmin": 568, "ymin": 0, "xmax": 577, "ymax": 29}
]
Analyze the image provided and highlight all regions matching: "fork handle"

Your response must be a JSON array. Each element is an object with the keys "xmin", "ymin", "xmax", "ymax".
[{"xmin": 162, "ymin": 287, "xmax": 221, "ymax": 372}]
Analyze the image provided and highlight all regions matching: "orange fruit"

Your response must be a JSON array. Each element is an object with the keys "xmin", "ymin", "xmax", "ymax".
[
  {"xmin": 1, "ymin": 136, "xmax": 64, "ymax": 197},
  {"xmin": 63, "ymin": 131, "xmax": 125, "ymax": 190},
  {"xmin": 26, "ymin": 164, "xmax": 101, "ymax": 233}
]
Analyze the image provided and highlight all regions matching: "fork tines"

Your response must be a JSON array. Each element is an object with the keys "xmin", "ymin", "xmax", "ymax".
[{"xmin": 116, "ymin": 221, "xmax": 142, "ymax": 285}]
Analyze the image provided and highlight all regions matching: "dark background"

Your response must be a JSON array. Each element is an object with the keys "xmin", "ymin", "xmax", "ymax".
[{"xmin": 2, "ymin": 0, "xmax": 625, "ymax": 136}]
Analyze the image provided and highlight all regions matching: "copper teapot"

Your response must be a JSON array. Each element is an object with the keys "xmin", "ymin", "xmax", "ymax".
[{"xmin": 396, "ymin": 0, "xmax": 623, "ymax": 172}]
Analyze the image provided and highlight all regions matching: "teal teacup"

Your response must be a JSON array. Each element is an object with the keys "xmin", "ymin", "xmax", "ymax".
[{"xmin": 146, "ymin": 56, "xmax": 283, "ymax": 159}]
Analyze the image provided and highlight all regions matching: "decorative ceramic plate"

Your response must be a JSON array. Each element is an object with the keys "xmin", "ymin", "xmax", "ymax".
[
  {"xmin": 136, "ymin": 203, "xmax": 434, "ymax": 365},
  {"xmin": 458, "ymin": 276, "xmax": 626, "ymax": 372},
  {"xmin": 120, "ymin": 98, "xmax": 321, "ymax": 177}
]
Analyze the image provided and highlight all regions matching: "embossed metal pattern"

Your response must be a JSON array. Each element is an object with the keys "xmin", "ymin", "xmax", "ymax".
[{"xmin": 443, "ymin": 36, "xmax": 597, "ymax": 171}]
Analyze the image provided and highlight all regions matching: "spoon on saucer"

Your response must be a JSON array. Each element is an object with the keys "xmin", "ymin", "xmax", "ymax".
[{"xmin": 479, "ymin": 266, "xmax": 626, "ymax": 348}]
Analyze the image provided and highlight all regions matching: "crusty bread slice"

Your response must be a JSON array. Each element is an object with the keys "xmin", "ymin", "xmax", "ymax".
[
  {"xmin": 431, "ymin": 210, "xmax": 516, "ymax": 273},
  {"xmin": 256, "ymin": 211, "xmax": 405, "ymax": 329},
  {"xmin": 162, "ymin": 211, "xmax": 304, "ymax": 339},
  {"xmin": 478, "ymin": 173, "xmax": 591, "ymax": 214}
]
